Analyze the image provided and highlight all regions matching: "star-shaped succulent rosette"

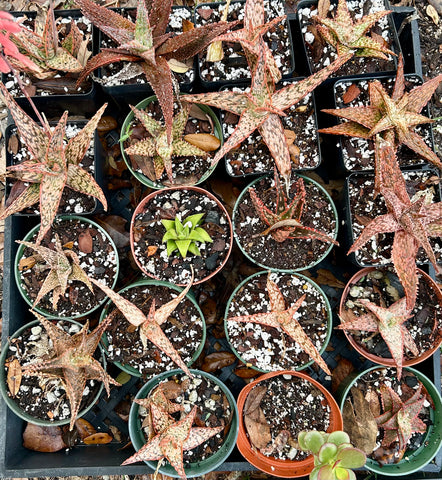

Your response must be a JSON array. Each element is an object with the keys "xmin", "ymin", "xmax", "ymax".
[
  {"xmin": 22, "ymin": 311, "xmax": 120, "ymax": 430},
  {"xmin": 17, "ymin": 234, "xmax": 93, "ymax": 310},
  {"xmin": 90, "ymin": 272, "xmax": 195, "ymax": 376},
  {"xmin": 226, "ymin": 272, "xmax": 331, "ymax": 374},
  {"xmin": 375, "ymin": 382, "xmax": 427, "ymax": 461},
  {"xmin": 348, "ymin": 140, "xmax": 442, "ymax": 311},
  {"xmin": 122, "ymin": 403, "xmax": 223, "ymax": 478},
  {"xmin": 313, "ymin": 0, "xmax": 394, "ymax": 60},
  {"xmin": 181, "ymin": 46, "xmax": 352, "ymax": 186},
  {"xmin": 320, "ymin": 55, "xmax": 442, "ymax": 170},
  {"xmin": 338, "ymin": 296, "xmax": 418, "ymax": 379}
]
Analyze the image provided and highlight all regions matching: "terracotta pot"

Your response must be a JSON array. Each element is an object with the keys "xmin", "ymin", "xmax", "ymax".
[
  {"xmin": 130, "ymin": 186, "xmax": 233, "ymax": 286},
  {"xmin": 339, "ymin": 266, "xmax": 442, "ymax": 369},
  {"xmin": 236, "ymin": 370, "xmax": 343, "ymax": 478}
]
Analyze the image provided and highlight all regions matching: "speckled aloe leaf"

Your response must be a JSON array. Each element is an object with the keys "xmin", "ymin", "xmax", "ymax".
[
  {"xmin": 66, "ymin": 163, "xmax": 108, "ymax": 210},
  {"xmin": 0, "ymin": 183, "xmax": 40, "ymax": 219},
  {"xmin": 313, "ymin": 0, "xmax": 394, "ymax": 59},
  {"xmin": 89, "ymin": 275, "xmax": 193, "ymax": 376},
  {"xmin": 228, "ymin": 272, "xmax": 331, "ymax": 374},
  {"xmin": 320, "ymin": 106, "xmax": 381, "ymax": 130},
  {"xmin": 338, "ymin": 297, "xmax": 417, "ymax": 379},
  {"xmin": 62, "ymin": 20, "xmax": 83, "ymax": 56},
  {"xmin": 180, "ymin": 91, "xmax": 248, "ymax": 116},
  {"xmin": 375, "ymin": 383, "xmax": 427, "ymax": 458},
  {"xmin": 22, "ymin": 312, "xmax": 120, "ymax": 430},
  {"xmin": 17, "ymin": 234, "xmax": 93, "ymax": 309}
]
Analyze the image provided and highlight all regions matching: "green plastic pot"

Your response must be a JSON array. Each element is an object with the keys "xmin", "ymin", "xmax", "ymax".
[
  {"xmin": 120, "ymin": 95, "xmax": 223, "ymax": 189},
  {"xmin": 224, "ymin": 270, "xmax": 333, "ymax": 373},
  {"xmin": 338, "ymin": 365, "xmax": 442, "ymax": 476},
  {"xmin": 127, "ymin": 368, "xmax": 239, "ymax": 478},
  {"xmin": 232, "ymin": 173, "xmax": 339, "ymax": 272},
  {"xmin": 99, "ymin": 279, "xmax": 206, "ymax": 377},
  {"xmin": 0, "ymin": 318, "xmax": 105, "ymax": 428},
  {"xmin": 14, "ymin": 215, "xmax": 120, "ymax": 320}
]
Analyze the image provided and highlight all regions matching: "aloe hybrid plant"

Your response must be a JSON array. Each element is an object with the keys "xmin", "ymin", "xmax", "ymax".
[
  {"xmin": 0, "ymin": 83, "xmax": 107, "ymax": 244},
  {"xmin": 162, "ymin": 213, "xmax": 213, "ymax": 258},
  {"xmin": 76, "ymin": 0, "xmax": 237, "ymax": 141},
  {"xmin": 298, "ymin": 430, "xmax": 366, "ymax": 480},
  {"xmin": 182, "ymin": 46, "xmax": 352, "ymax": 187}
]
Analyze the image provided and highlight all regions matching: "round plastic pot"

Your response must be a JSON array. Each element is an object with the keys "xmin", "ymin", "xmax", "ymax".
[
  {"xmin": 338, "ymin": 365, "xmax": 442, "ymax": 476},
  {"xmin": 232, "ymin": 173, "xmax": 339, "ymax": 272},
  {"xmin": 130, "ymin": 185, "xmax": 233, "ymax": 286},
  {"xmin": 0, "ymin": 318, "xmax": 105, "ymax": 428},
  {"xmin": 14, "ymin": 215, "xmax": 120, "ymax": 320},
  {"xmin": 224, "ymin": 270, "xmax": 333, "ymax": 373},
  {"xmin": 339, "ymin": 266, "xmax": 442, "ymax": 370},
  {"xmin": 128, "ymin": 368, "xmax": 239, "ymax": 478},
  {"xmin": 236, "ymin": 370, "xmax": 343, "ymax": 478},
  {"xmin": 99, "ymin": 279, "xmax": 206, "ymax": 377},
  {"xmin": 120, "ymin": 95, "xmax": 223, "ymax": 189}
]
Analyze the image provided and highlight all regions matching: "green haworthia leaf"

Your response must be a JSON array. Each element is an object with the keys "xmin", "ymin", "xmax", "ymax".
[{"xmin": 176, "ymin": 239, "xmax": 193, "ymax": 258}]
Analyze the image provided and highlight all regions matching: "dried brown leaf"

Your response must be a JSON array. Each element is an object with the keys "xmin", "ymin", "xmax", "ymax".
[
  {"xmin": 244, "ymin": 385, "xmax": 267, "ymax": 416},
  {"xmin": 23, "ymin": 423, "xmax": 67, "ymax": 452},
  {"xmin": 94, "ymin": 214, "xmax": 129, "ymax": 249},
  {"xmin": 83, "ymin": 432, "xmax": 113, "ymax": 444},
  {"xmin": 201, "ymin": 298, "xmax": 218, "ymax": 325},
  {"xmin": 7, "ymin": 134, "xmax": 19, "ymax": 155},
  {"xmin": 182, "ymin": 19, "xmax": 194, "ymax": 32},
  {"xmin": 74, "ymin": 418, "xmax": 96, "ymax": 440},
  {"xmin": 78, "ymin": 230, "xmax": 93, "ymax": 253},
  {"xmin": 201, "ymin": 351, "xmax": 236, "ymax": 373},
  {"xmin": 318, "ymin": 0, "xmax": 331, "ymax": 18},
  {"xmin": 244, "ymin": 407, "xmax": 271, "ymax": 450},
  {"xmin": 342, "ymin": 387, "xmax": 378, "ymax": 454},
  {"xmin": 427, "ymin": 4, "xmax": 440, "ymax": 23},
  {"xmin": 234, "ymin": 367, "xmax": 260, "ymax": 379},
  {"xmin": 343, "ymin": 84, "xmax": 362, "ymax": 104},
  {"xmin": 7, "ymin": 358, "xmax": 22, "ymax": 396},
  {"xmin": 331, "ymin": 357, "xmax": 355, "ymax": 393},
  {"xmin": 18, "ymin": 256, "xmax": 38, "ymax": 271},
  {"xmin": 184, "ymin": 133, "xmax": 220, "ymax": 152}
]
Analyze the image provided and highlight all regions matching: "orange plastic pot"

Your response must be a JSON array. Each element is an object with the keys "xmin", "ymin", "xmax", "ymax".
[
  {"xmin": 236, "ymin": 370, "xmax": 343, "ymax": 478},
  {"xmin": 339, "ymin": 266, "xmax": 442, "ymax": 368},
  {"xmin": 130, "ymin": 186, "xmax": 233, "ymax": 286}
]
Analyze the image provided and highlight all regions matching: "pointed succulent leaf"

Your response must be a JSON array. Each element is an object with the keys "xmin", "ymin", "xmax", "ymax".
[
  {"xmin": 180, "ymin": 91, "xmax": 249, "ymax": 116},
  {"xmin": 66, "ymin": 164, "xmax": 107, "ymax": 210},
  {"xmin": 0, "ymin": 183, "xmax": 40, "ymax": 219}
]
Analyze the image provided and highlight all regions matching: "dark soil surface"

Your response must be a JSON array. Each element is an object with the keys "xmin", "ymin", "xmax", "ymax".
[
  {"xmin": 123, "ymin": 101, "xmax": 218, "ymax": 187},
  {"xmin": 298, "ymin": 0, "xmax": 398, "ymax": 76},
  {"xmin": 234, "ymin": 174, "xmax": 337, "ymax": 270},
  {"xmin": 225, "ymin": 271, "xmax": 330, "ymax": 371},
  {"xmin": 104, "ymin": 283, "xmax": 204, "ymax": 377},
  {"xmin": 5, "ymin": 123, "xmax": 97, "ymax": 215},
  {"xmin": 132, "ymin": 188, "xmax": 231, "ymax": 284},
  {"xmin": 348, "ymin": 169, "xmax": 442, "ymax": 266},
  {"xmin": 138, "ymin": 373, "xmax": 233, "ymax": 464},
  {"xmin": 4, "ymin": 321, "xmax": 101, "ymax": 423},
  {"xmin": 18, "ymin": 217, "xmax": 118, "ymax": 318},
  {"xmin": 340, "ymin": 267, "xmax": 442, "ymax": 360},
  {"xmin": 244, "ymin": 374, "xmax": 331, "ymax": 460}
]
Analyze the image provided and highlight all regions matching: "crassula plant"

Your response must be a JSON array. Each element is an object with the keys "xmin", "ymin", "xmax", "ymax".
[
  {"xmin": 162, "ymin": 213, "xmax": 213, "ymax": 258},
  {"xmin": 0, "ymin": 83, "xmax": 107, "ymax": 244},
  {"xmin": 76, "ymin": 0, "xmax": 237, "ymax": 141},
  {"xmin": 298, "ymin": 430, "xmax": 366, "ymax": 480}
]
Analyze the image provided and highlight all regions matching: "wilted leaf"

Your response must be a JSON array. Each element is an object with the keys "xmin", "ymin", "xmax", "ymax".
[
  {"xmin": 260, "ymin": 429, "xmax": 290, "ymax": 455},
  {"xmin": 234, "ymin": 367, "xmax": 260, "ymax": 379},
  {"xmin": 331, "ymin": 357, "xmax": 355, "ymax": 393},
  {"xmin": 244, "ymin": 406, "xmax": 272, "ymax": 450},
  {"xmin": 7, "ymin": 134, "xmax": 19, "ymax": 154},
  {"xmin": 184, "ymin": 133, "xmax": 220, "ymax": 152},
  {"xmin": 189, "ymin": 104, "xmax": 211, "ymax": 122},
  {"xmin": 7, "ymin": 358, "xmax": 22, "ymax": 396},
  {"xmin": 23, "ymin": 423, "xmax": 67, "ymax": 452},
  {"xmin": 201, "ymin": 298, "xmax": 218, "ymax": 325},
  {"xmin": 168, "ymin": 58, "xmax": 191, "ymax": 73},
  {"xmin": 75, "ymin": 418, "xmax": 96, "ymax": 440},
  {"xmin": 182, "ymin": 18, "xmax": 194, "ymax": 32},
  {"xmin": 161, "ymin": 379, "xmax": 190, "ymax": 399},
  {"xmin": 83, "ymin": 432, "xmax": 113, "ymax": 444},
  {"xmin": 76, "ymin": 37, "xmax": 92, "ymax": 67},
  {"xmin": 318, "ymin": 0, "xmax": 331, "ymax": 18},
  {"xmin": 209, "ymin": 178, "xmax": 240, "ymax": 216},
  {"xmin": 78, "ymin": 230, "xmax": 93, "ymax": 253},
  {"xmin": 426, "ymin": 4, "xmax": 439, "ymax": 23},
  {"xmin": 94, "ymin": 214, "xmax": 129, "ymax": 249},
  {"xmin": 343, "ymin": 84, "xmax": 362, "ymax": 104},
  {"xmin": 306, "ymin": 268, "xmax": 346, "ymax": 289},
  {"xmin": 284, "ymin": 129, "xmax": 296, "ymax": 145},
  {"xmin": 244, "ymin": 385, "xmax": 267, "ymax": 415},
  {"xmin": 18, "ymin": 256, "xmax": 38, "ymax": 271},
  {"xmin": 97, "ymin": 115, "xmax": 118, "ymax": 134},
  {"xmin": 115, "ymin": 371, "xmax": 132, "ymax": 385},
  {"xmin": 342, "ymin": 387, "xmax": 378, "ymax": 454},
  {"xmin": 201, "ymin": 352, "xmax": 236, "ymax": 372},
  {"xmin": 147, "ymin": 245, "xmax": 158, "ymax": 256}
]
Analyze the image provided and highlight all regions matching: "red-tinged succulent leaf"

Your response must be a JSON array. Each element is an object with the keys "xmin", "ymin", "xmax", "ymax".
[
  {"xmin": 125, "ymin": 138, "xmax": 157, "ymax": 157},
  {"xmin": 149, "ymin": 0, "xmax": 173, "ymax": 39},
  {"xmin": 173, "ymin": 139, "xmax": 208, "ymax": 158},
  {"xmin": 320, "ymin": 106, "xmax": 381, "ymax": 129},
  {"xmin": 23, "ymin": 312, "xmax": 119, "ymax": 430},
  {"xmin": 260, "ymin": 219, "xmax": 339, "ymax": 245},
  {"xmin": 180, "ymin": 91, "xmax": 249, "ymax": 116},
  {"xmin": 400, "ymin": 129, "xmax": 442, "ymax": 169},
  {"xmin": 376, "ymin": 383, "xmax": 427, "ymax": 458},
  {"xmin": 406, "ymin": 73, "xmax": 442, "ymax": 114},
  {"xmin": 0, "ymin": 83, "xmax": 48, "ymax": 160},
  {"xmin": 391, "ymin": 54, "xmax": 405, "ymax": 101},
  {"xmin": 65, "ymin": 104, "xmax": 108, "ymax": 166},
  {"xmin": 272, "ymin": 53, "xmax": 352, "ymax": 111},
  {"xmin": 183, "ymin": 425, "xmax": 223, "ymax": 450},
  {"xmin": 66, "ymin": 164, "xmax": 108, "ymax": 210},
  {"xmin": 248, "ymin": 187, "xmax": 278, "ymax": 226},
  {"xmin": 347, "ymin": 213, "xmax": 398, "ymax": 255},
  {"xmin": 157, "ymin": 20, "xmax": 240, "ymax": 61},
  {"xmin": 258, "ymin": 114, "xmax": 291, "ymax": 184},
  {"xmin": 45, "ymin": 47, "xmax": 83, "ymax": 72},
  {"xmin": 338, "ymin": 309, "xmax": 380, "ymax": 333},
  {"xmin": 131, "ymin": 103, "xmax": 163, "ymax": 136},
  {"xmin": 121, "ymin": 434, "xmax": 163, "ymax": 465},
  {"xmin": 150, "ymin": 402, "xmax": 175, "ymax": 434},
  {"xmin": 227, "ymin": 273, "xmax": 330, "ymax": 374},
  {"xmin": 318, "ymin": 121, "xmax": 371, "ymax": 139},
  {"xmin": 0, "ymin": 183, "xmax": 40, "ymax": 219},
  {"xmin": 62, "ymin": 20, "xmax": 83, "ymax": 55},
  {"xmin": 155, "ymin": 271, "xmax": 194, "ymax": 325}
]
